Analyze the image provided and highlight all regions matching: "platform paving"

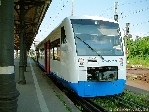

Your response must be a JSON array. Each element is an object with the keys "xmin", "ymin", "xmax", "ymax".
[{"xmin": 15, "ymin": 57, "xmax": 80, "ymax": 112}]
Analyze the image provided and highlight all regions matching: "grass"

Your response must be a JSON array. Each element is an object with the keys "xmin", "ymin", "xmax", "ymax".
[
  {"xmin": 127, "ymin": 57, "xmax": 149, "ymax": 67},
  {"xmin": 121, "ymin": 90, "xmax": 149, "ymax": 107},
  {"xmin": 91, "ymin": 90, "xmax": 149, "ymax": 111},
  {"xmin": 56, "ymin": 94, "xmax": 72, "ymax": 112}
]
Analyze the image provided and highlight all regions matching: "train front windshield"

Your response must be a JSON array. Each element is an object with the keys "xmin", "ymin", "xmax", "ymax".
[{"xmin": 71, "ymin": 19, "xmax": 124, "ymax": 56}]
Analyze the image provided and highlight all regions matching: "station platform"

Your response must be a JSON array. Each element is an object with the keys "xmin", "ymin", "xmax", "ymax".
[{"xmin": 14, "ymin": 57, "xmax": 80, "ymax": 112}]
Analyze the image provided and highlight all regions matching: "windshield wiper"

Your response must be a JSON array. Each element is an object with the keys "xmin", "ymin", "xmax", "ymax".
[{"xmin": 75, "ymin": 36, "xmax": 104, "ymax": 60}]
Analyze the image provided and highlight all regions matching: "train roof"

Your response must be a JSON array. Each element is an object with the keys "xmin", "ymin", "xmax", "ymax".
[
  {"xmin": 67, "ymin": 15, "xmax": 118, "ymax": 23},
  {"xmin": 36, "ymin": 15, "xmax": 118, "ymax": 49}
]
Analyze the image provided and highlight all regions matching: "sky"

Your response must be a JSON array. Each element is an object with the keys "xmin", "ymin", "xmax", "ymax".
[{"xmin": 33, "ymin": 0, "xmax": 149, "ymax": 46}]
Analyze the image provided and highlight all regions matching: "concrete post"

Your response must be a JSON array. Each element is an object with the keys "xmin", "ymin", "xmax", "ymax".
[
  {"xmin": 18, "ymin": 0, "xmax": 26, "ymax": 84},
  {"xmin": 0, "ymin": 0, "xmax": 20, "ymax": 111}
]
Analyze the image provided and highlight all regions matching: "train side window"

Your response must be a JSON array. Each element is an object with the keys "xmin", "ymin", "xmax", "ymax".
[
  {"xmin": 40, "ymin": 49, "xmax": 44, "ymax": 59},
  {"xmin": 61, "ymin": 26, "xmax": 66, "ymax": 44},
  {"xmin": 50, "ymin": 48, "xmax": 53, "ymax": 59},
  {"xmin": 53, "ymin": 47, "xmax": 57, "ymax": 60},
  {"xmin": 52, "ymin": 39, "xmax": 60, "ymax": 61},
  {"xmin": 57, "ymin": 47, "xmax": 60, "ymax": 61}
]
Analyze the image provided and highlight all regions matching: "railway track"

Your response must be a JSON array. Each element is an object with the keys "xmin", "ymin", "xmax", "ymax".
[{"xmin": 66, "ymin": 91, "xmax": 108, "ymax": 112}]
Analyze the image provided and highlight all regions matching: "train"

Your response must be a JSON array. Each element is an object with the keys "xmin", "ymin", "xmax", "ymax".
[{"xmin": 36, "ymin": 15, "xmax": 126, "ymax": 97}]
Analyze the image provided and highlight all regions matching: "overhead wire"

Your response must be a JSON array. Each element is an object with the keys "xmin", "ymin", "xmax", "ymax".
[
  {"xmin": 99, "ymin": 0, "xmax": 149, "ymax": 19},
  {"xmin": 119, "ymin": 7, "xmax": 149, "ymax": 19},
  {"xmin": 38, "ymin": 0, "xmax": 69, "ymax": 38},
  {"xmin": 117, "ymin": 0, "xmax": 149, "ymax": 38},
  {"xmin": 37, "ymin": 0, "xmax": 149, "ymax": 40}
]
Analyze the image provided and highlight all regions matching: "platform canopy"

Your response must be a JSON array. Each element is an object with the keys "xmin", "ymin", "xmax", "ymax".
[{"xmin": 14, "ymin": 0, "xmax": 52, "ymax": 50}]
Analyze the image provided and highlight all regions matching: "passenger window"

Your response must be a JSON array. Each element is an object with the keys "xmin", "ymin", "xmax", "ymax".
[
  {"xmin": 50, "ymin": 48, "xmax": 53, "ymax": 59},
  {"xmin": 57, "ymin": 47, "xmax": 60, "ymax": 61},
  {"xmin": 51, "ymin": 39, "xmax": 60, "ymax": 61},
  {"xmin": 53, "ymin": 47, "xmax": 57, "ymax": 60}
]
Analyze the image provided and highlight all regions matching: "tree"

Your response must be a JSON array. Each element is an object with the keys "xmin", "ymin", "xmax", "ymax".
[{"xmin": 127, "ymin": 36, "xmax": 149, "ymax": 60}]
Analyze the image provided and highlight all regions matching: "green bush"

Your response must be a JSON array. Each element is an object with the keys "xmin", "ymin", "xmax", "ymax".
[{"xmin": 127, "ymin": 36, "xmax": 149, "ymax": 67}]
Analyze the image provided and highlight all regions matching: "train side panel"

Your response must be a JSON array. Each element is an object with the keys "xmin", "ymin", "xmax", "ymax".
[{"xmin": 58, "ymin": 18, "xmax": 78, "ymax": 83}]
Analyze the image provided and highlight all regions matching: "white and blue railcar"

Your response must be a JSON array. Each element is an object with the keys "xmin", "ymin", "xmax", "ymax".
[{"xmin": 37, "ymin": 15, "xmax": 126, "ymax": 97}]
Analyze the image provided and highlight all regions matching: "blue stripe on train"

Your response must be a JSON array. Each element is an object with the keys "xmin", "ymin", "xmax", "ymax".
[{"xmin": 50, "ymin": 71, "xmax": 126, "ymax": 97}]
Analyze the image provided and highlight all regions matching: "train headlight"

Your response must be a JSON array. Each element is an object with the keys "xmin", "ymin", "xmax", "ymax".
[
  {"xmin": 114, "ymin": 71, "xmax": 118, "ymax": 80},
  {"xmin": 98, "ymin": 73, "xmax": 103, "ymax": 81},
  {"xmin": 78, "ymin": 58, "xmax": 84, "ymax": 65}
]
